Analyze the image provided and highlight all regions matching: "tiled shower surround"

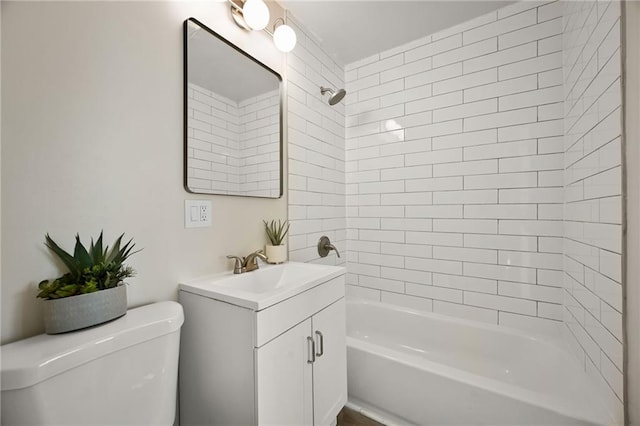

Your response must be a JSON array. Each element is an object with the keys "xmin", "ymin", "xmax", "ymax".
[
  {"xmin": 339, "ymin": 0, "xmax": 623, "ymax": 418},
  {"xmin": 187, "ymin": 83, "xmax": 280, "ymax": 197},
  {"xmin": 286, "ymin": 17, "xmax": 347, "ymax": 266},
  {"xmin": 345, "ymin": 2, "xmax": 565, "ymax": 331},
  {"xmin": 285, "ymin": 0, "xmax": 623, "ymax": 418},
  {"xmin": 562, "ymin": 0, "xmax": 623, "ymax": 417}
]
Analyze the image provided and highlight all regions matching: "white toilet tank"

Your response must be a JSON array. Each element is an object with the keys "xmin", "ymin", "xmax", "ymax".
[{"xmin": 1, "ymin": 301, "xmax": 184, "ymax": 425}]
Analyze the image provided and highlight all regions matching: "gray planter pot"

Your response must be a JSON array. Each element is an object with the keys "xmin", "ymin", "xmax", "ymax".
[{"xmin": 43, "ymin": 284, "xmax": 127, "ymax": 334}]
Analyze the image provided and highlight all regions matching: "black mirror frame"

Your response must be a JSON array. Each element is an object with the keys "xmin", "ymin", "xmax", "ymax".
[{"xmin": 183, "ymin": 17, "xmax": 284, "ymax": 199}]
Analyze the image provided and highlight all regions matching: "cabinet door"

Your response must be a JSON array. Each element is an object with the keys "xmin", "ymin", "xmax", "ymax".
[
  {"xmin": 255, "ymin": 318, "xmax": 314, "ymax": 426},
  {"xmin": 312, "ymin": 299, "xmax": 347, "ymax": 426}
]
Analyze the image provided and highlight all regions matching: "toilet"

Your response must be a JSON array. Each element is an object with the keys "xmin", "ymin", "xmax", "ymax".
[{"xmin": 1, "ymin": 301, "xmax": 184, "ymax": 425}]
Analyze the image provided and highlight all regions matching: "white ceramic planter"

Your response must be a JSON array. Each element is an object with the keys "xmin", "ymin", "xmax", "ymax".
[
  {"xmin": 265, "ymin": 244, "xmax": 287, "ymax": 264},
  {"xmin": 42, "ymin": 284, "xmax": 127, "ymax": 334}
]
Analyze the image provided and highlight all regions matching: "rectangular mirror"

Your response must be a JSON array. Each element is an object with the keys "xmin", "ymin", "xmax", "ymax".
[{"xmin": 184, "ymin": 18, "xmax": 283, "ymax": 198}]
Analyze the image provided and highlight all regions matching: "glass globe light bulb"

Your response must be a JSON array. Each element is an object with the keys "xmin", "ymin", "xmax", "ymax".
[
  {"xmin": 273, "ymin": 24, "xmax": 297, "ymax": 53},
  {"xmin": 242, "ymin": 0, "xmax": 270, "ymax": 31}
]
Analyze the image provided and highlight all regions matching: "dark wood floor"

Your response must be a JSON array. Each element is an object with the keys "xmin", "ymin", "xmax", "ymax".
[{"xmin": 337, "ymin": 407, "xmax": 385, "ymax": 426}]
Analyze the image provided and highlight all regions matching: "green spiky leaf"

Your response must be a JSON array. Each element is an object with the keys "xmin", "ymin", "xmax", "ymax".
[
  {"xmin": 264, "ymin": 219, "xmax": 290, "ymax": 246},
  {"xmin": 89, "ymin": 231, "xmax": 105, "ymax": 265},
  {"xmin": 44, "ymin": 234, "xmax": 81, "ymax": 277},
  {"xmin": 105, "ymin": 233, "xmax": 124, "ymax": 264},
  {"xmin": 73, "ymin": 234, "xmax": 93, "ymax": 270}
]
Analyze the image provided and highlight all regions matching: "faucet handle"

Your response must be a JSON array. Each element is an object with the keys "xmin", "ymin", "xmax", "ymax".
[
  {"xmin": 318, "ymin": 236, "xmax": 341, "ymax": 258},
  {"xmin": 226, "ymin": 255, "xmax": 244, "ymax": 274}
]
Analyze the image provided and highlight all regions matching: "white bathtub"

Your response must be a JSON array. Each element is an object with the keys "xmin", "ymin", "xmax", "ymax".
[{"xmin": 346, "ymin": 301, "xmax": 615, "ymax": 426}]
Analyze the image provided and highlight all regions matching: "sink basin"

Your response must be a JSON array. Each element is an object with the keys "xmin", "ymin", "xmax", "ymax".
[{"xmin": 179, "ymin": 262, "xmax": 346, "ymax": 310}]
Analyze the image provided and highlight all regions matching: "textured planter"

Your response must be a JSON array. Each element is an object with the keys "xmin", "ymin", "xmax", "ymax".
[
  {"xmin": 265, "ymin": 244, "xmax": 287, "ymax": 264},
  {"xmin": 43, "ymin": 284, "xmax": 127, "ymax": 334}
]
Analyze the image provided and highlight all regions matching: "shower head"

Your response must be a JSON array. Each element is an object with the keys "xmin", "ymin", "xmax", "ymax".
[{"xmin": 320, "ymin": 86, "xmax": 346, "ymax": 106}]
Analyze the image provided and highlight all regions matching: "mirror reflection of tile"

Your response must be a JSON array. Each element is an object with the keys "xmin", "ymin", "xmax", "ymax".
[{"xmin": 187, "ymin": 83, "xmax": 280, "ymax": 197}]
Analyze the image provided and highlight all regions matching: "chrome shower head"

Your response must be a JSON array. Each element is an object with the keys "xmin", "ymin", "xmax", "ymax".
[{"xmin": 320, "ymin": 86, "xmax": 346, "ymax": 105}]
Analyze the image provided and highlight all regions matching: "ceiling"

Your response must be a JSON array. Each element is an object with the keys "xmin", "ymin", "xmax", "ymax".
[
  {"xmin": 280, "ymin": 1, "xmax": 515, "ymax": 66},
  {"xmin": 188, "ymin": 20, "xmax": 279, "ymax": 103}
]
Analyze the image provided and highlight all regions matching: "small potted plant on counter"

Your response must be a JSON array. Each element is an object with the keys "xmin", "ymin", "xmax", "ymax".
[
  {"xmin": 37, "ymin": 231, "xmax": 140, "ymax": 334},
  {"xmin": 263, "ymin": 219, "xmax": 289, "ymax": 264}
]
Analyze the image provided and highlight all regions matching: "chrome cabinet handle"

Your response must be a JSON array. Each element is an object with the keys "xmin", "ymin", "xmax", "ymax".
[
  {"xmin": 315, "ymin": 331, "xmax": 324, "ymax": 357},
  {"xmin": 307, "ymin": 336, "xmax": 316, "ymax": 364}
]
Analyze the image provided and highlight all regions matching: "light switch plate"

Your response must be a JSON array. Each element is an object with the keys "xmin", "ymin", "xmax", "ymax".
[{"xmin": 185, "ymin": 200, "xmax": 212, "ymax": 228}]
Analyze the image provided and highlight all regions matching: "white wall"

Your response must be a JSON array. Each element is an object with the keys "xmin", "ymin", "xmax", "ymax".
[
  {"xmin": 344, "ymin": 1, "xmax": 565, "ymax": 334},
  {"xmin": 562, "ymin": 1, "xmax": 623, "ymax": 421},
  {"xmin": 286, "ymin": 15, "xmax": 346, "ymax": 267},
  {"xmin": 625, "ymin": 1, "xmax": 640, "ymax": 423},
  {"xmin": 0, "ymin": 1, "xmax": 287, "ymax": 344}
]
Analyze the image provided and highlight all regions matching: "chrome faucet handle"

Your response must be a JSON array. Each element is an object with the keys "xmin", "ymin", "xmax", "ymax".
[
  {"xmin": 318, "ymin": 236, "xmax": 341, "ymax": 258},
  {"xmin": 226, "ymin": 255, "xmax": 244, "ymax": 274}
]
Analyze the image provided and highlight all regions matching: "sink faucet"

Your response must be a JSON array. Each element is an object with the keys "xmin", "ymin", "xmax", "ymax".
[
  {"xmin": 226, "ymin": 250, "xmax": 268, "ymax": 274},
  {"xmin": 243, "ymin": 250, "xmax": 268, "ymax": 272}
]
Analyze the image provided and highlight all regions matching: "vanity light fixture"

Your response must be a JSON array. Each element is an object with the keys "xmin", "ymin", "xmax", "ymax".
[
  {"xmin": 269, "ymin": 18, "xmax": 297, "ymax": 53},
  {"xmin": 229, "ymin": 0, "xmax": 297, "ymax": 53},
  {"xmin": 230, "ymin": 0, "xmax": 270, "ymax": 31}
]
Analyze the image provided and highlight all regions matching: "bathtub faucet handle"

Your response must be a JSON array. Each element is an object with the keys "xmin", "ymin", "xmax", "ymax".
[{"xmin": 318, "ymin": 236, "xmax": 340, "ymax": 258}]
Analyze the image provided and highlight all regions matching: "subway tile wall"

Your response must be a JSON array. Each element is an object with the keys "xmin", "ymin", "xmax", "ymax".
[
  {"xmin": 562, "ymin": 0, "xmax": 623, "ymax": 420},
  {"xmin": 187, "ymin": 82, "xmax": 242, "ymax": 194},
  {"xmin": 344, "ymin": 1, "xmax": 566, "ymax": 334},
  {"xmin": 187, "ymin": 83, "xmax": 280, "ymax": 196},
  {"xmin": 238, "ymin": 90, "xmax": 281, "ymax": 197},
  {"xmin": 284, "ymin": 0, "xmax": 624, "ymax": 419},
  {"xmin": 286, "ymin": 16, "xmax": 346, "ymax": 266}
]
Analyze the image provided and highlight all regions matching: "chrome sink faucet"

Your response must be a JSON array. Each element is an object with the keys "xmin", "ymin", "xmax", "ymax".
[{"xmin": 226, "ymin": 250, "xmax": 268, "ymax": 274}]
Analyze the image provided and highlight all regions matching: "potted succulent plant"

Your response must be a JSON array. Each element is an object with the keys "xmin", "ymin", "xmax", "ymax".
[
  {"xmin": 38, "ymin": 231, "xmax": 140, "ymax": 334},
  {"xmin": 263, "ymin": 219, "xmax": 289, "ymax": 264}
]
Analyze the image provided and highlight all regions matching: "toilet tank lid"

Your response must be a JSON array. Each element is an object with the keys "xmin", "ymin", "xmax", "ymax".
[{"xmin": 1, "ymin": 301, "xmax": 184, "ymax": 391}]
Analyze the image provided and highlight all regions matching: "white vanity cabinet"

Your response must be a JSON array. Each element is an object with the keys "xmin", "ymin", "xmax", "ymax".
[
  {"xmin": 178, "ymin": 263, "xmax": 347, "ymax": 426},
  {"xmin": 256, "ymin": 298, "xmax": 346, "ymax": 426}
]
